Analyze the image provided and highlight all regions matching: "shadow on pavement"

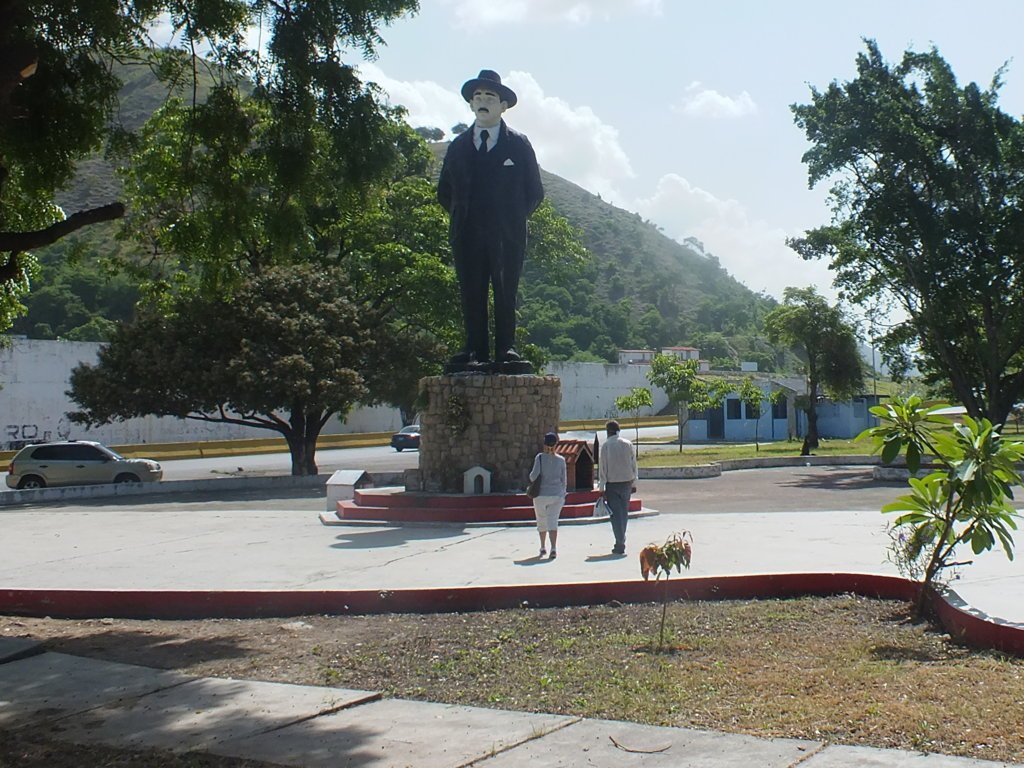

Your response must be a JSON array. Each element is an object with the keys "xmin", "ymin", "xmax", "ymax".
[
  {"xmin": 513, "ymin": 555, "xmax": 552, "ymax": 566},
  {"xmin": 330, "ymin": 527, "xmax": 466, "ymax": 549},
  {"xmin": 777, "ymin": 467, "xmax": 901, "ymax": 491}
]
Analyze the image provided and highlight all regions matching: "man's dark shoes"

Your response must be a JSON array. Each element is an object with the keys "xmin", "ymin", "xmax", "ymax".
[
  {"xmin": 497, "ymin": 347, "xmax": 533, "ymax": 374},
  {"xmin": 612, "ymin": 545, "xmax": 625, "ymax": 555},
  {"xmin": 446, "ymin": 349, "xmax": 491, "ymax": 373},
  {"xmin": 498, "ymin": 347, "xmax": 522, "ymax": 363}
]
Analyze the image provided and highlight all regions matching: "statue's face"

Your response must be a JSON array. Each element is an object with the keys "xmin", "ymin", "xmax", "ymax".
[{"xmin": 471, "ymin": 87, "xmax": 506, "ymax": 128}]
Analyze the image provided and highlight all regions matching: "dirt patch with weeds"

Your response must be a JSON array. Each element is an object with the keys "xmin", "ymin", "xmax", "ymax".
[{"xmin": 3, "ymin": 595, "xmax": 1024, "ymax": 766}]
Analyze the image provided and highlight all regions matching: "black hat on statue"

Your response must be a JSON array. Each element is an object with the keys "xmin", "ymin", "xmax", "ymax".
[{"xmin": 461, "ymin": 69, "xmax": 517, "ymax": 108}]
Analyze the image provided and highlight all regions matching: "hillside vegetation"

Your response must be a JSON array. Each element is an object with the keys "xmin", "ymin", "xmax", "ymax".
[{"xmin": 528, "ymin": 165, "xmax": 783, "ymax": 367}]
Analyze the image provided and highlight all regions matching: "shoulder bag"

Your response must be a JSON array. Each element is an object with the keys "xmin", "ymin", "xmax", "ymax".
[{"xmin": 526, "ymin": 455, "xmax": 542, "ymax": 498}]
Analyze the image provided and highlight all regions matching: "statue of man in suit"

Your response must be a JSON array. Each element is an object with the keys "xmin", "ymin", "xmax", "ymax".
[{"xmin": 438, "ymin": 69, "xmax": 544, "ymax": 373}]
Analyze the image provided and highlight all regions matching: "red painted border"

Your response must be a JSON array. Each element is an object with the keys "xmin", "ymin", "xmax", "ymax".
[
  {"xmin": 338, "ymin": 492, "xmax": 642, "ymax": 523},
  {"xmin": 2, "ymin": 574, "xmax": 1020, "ymax": 656}
]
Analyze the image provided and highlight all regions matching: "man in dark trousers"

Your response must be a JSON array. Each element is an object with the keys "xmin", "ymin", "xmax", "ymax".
[
  {"xmin": 438, "ymin": 69, "xmax": 544, "ymax": 372},
  {"xmin": 599, "ymin": 419, "xmax": 638, "ymax": 555}
]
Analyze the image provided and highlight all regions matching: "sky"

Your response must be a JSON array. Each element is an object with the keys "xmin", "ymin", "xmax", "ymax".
[{"xmin": 352, "ymin": 0, "xmax": 1024, "ymax": 307}]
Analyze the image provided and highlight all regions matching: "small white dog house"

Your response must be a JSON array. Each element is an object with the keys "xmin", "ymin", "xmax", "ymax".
[
  {"xmin": 463, "ymin": 465, "xmax": 492, "ymax": 495},
  {"xmin": 325, "ymin": 469, "xmax": 371, "ymax": 511}
]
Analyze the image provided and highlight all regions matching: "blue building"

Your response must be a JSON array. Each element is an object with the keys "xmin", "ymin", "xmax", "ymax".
[{"xmin": 682, "ymin": 384, "xmax": 885, "ymax": 443}]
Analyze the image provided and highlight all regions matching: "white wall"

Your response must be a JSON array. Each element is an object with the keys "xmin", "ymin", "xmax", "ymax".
[
  {"xmin": 546, "ymin": 361, "xmax": 668, "ymax": 420},
  {"xmin": 0, "ymin": 341, "xmax": 676, "ymax": 447},
  {"xmin": 0, "ymin": 338, "xmax": 260, "ymax": 448}
]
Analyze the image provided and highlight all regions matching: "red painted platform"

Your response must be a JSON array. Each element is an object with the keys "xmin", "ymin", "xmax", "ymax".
[
  {"xmin": 332, "ymin": 489, "xmax": 643, "ymax": 524},
  {"xmin": 3, "ymin": 576, "xmax": 1021, "ymax": 656}
]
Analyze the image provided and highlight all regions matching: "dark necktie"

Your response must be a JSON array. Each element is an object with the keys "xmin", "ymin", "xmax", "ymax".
[{"xmin": 478, "ymin": 130, "xmax": 489, "ymax": 155}]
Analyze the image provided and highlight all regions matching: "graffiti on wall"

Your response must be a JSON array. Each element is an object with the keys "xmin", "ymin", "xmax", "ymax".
[{"xmin": 4, "ymin": 417, "xmax": 72, "ymax": 450}]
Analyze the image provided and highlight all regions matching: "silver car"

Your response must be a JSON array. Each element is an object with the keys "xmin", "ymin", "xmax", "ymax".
[{"xmin": 6, "ymin": 440, "xmax": 163, "ymax": 490}]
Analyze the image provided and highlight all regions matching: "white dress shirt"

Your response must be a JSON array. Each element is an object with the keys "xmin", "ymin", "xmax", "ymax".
[{"xmin": 599, "ymin": 433, "xmax": 638, "ymax": 490}]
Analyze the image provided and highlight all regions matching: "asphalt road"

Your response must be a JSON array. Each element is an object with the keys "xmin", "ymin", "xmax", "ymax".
[
  {"xmin": 154, "ymin": 426, "xmax": 684, "ymax": 483},
  {"xmin": 52, "ymin": 464, "xmax": 911, "ymax": 519}
]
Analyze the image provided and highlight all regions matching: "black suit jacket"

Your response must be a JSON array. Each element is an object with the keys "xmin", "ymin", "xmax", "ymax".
[{"xmin": 437, "ymin": 120, "xmax": 544, "ymax": 254}]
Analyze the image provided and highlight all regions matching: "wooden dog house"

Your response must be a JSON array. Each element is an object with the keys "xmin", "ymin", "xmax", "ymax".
[{"xmin": 553, "ymin": 439, "xmax": 595, "ymax": 491}]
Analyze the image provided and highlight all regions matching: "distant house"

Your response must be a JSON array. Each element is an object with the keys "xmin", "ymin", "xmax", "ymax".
[
  {"xmin": 598, "ymin": 353, "xmax": 883, "ymax": 442},
  {"xmin": 681, "ymin": 375, "xmax": 885, "ymax": 442},
  {"xmin": 681, "ymin": 379, "xmax": 799, "ymax": 442},
  {"xmin": 617, "ymin": 346, "xmax": 704, "ymax": 365},
  {"xmin": 617, "ymin": 349, "xmax": 657, "ymax": 365},
  {"xmin": 659, "ymin": 346, "xmax": 700, "ymax": 361},
  {"xmin": 809, "ymin": 394, "xmax": 888, "ymax": 440}
]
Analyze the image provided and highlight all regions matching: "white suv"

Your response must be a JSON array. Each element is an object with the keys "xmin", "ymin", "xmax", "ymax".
[{"xmin": 6, "ymin": 441, "xmax": 163, "ymax": 490}]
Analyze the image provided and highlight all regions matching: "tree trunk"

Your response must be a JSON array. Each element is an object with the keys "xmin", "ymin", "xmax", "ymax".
[
  {"xmin": 677, "ymin": 405, "xmax": 685, "ymax": 453},
  {"xmin": 658, "ymin": 579, "xmax": 669, "ymax": 651},
  {"xmin": 802, "ymin": 382, "xmax": 820, "ymax": 456},
  {"xmin": 285, "ymin": 407, "xmax": 322, "ymax": 476},
  {"xmin": 400, "ymin": 404, "xmax": 416, "ymax": 427}
]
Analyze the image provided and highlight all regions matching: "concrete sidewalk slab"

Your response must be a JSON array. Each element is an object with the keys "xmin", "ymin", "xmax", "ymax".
[
  {"xmin": 479, "ymin": 717, "xmax": 820, "ymax": 767},
  {"xmin": 210, "ymin": 698, "xmax": 578, "ymax": 768},
  {"xmin": 0, "ymin": 652, "xmax": 189, "ymax": 728},
  {"xmin": 0, "ymin": 635, "xmax": 42, "ymax": 664},
  {"xmin": 53, "ymin": 677, "xmax": 380, "ymax": 752},
  {"xmin": 0, "ymin": 507, "xmax": 900, "ymax": 591},
  {"xmin": 803, "ymin": 744, "xmax": 1021, "ymax": 766}
]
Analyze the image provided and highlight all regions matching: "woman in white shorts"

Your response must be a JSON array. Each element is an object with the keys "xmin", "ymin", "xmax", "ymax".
[{"xmin": 528, "ymin": 432, "xmax": 567, "ymax": 559}]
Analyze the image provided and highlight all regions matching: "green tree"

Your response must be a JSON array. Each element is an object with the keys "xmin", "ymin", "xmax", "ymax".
[
  {"xmin": 338, "ymin": 175, "xmax": 459, "ymax": 420},
  {"xmin": 68, "ymin": 265, "xmax": 376, "ymax": 475},
  {"xmin": 764, "ymin": 287, "xmax": 864, "ymax": 455},
  {"xmin": 647, "ymin": 354, "xmax": 733, "ymax": 451},
  {"xmin": 614, "ymin": 387, "xmax": 653, "ymax": 457},
  {"xmin": 690, "ymin": 331, "xmax": 736, "ymax": 363},
  {"xmin": 791, "ymin": 40, "xmax": 1024, "ymax": 426},
  {"xmin": 12, "ymin": 255, "xmax": 139, "ymax": 339},
  {"xmin": 0, "ymin": 1, "xmax": 152, "ymax": 331},
  {"xmin": 1, "ymin": 1, "xmax": 419, "ymax": 331},
  {"xmin": 413, "ymin": 126, "xmax": 443, "ymax": 141},
  {"xmin": 859, "ymin": 396, "xmax": 1022, "ymax": 618},
  {"xmin": 736, "ymin": 377, "xmax": 786, "ymax": 452}
]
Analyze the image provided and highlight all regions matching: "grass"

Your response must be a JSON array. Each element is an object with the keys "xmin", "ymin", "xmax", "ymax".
[
  {"xmin": 639, "ymin": 437, "xmax": 870, "ymax": 467},
  {"xmin": 6, "ymin": 596, "xmax": 1023, "ymax": 765},
  {"xmin": 311, "ymin": 598, "xmax": 1024, "ymax": 761}
]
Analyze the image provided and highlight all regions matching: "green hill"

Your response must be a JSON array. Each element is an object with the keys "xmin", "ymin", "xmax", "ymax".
[{"xmin": 540, "ymin": 167, "xmax": 773, "ymax": 331}]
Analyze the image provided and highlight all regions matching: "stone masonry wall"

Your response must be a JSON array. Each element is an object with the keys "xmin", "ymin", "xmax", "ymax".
[{"xmin": 416, "ymin": 374, "xmax": 561, "ymax": 493}]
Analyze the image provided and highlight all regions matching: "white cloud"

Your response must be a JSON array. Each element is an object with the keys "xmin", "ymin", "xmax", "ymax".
[
  {"xmin": 632, "ymin": 174, "xmax": 836, "ymax": 301},
  {"xmin": 676, "ymin": 81, "xmax": 758, "ymax": 119},
  {"xmin": 359, "ymin": 63, "xmax": 468, "ymax": 135},
  {"xmin": 504, "ymin": 72, "xmax": 634, "ymax": 199},
  {"xmin": 441, "ymin": 0, "xmax": 662, "ymax": 27}
]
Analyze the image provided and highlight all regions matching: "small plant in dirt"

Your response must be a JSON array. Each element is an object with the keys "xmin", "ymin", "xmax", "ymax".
[
  {"xmin": 859, "ymin": 396, "xmax": 1023, "ymax": 618},
  {"xmin": 639, "ymin": 530, "xmax": 693, "ymax": 651}
]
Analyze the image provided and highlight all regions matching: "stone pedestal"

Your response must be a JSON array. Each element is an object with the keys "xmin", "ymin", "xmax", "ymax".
[{"xmin": 414, "ymin": 374, "xmax": 561, "ymax": 493}]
